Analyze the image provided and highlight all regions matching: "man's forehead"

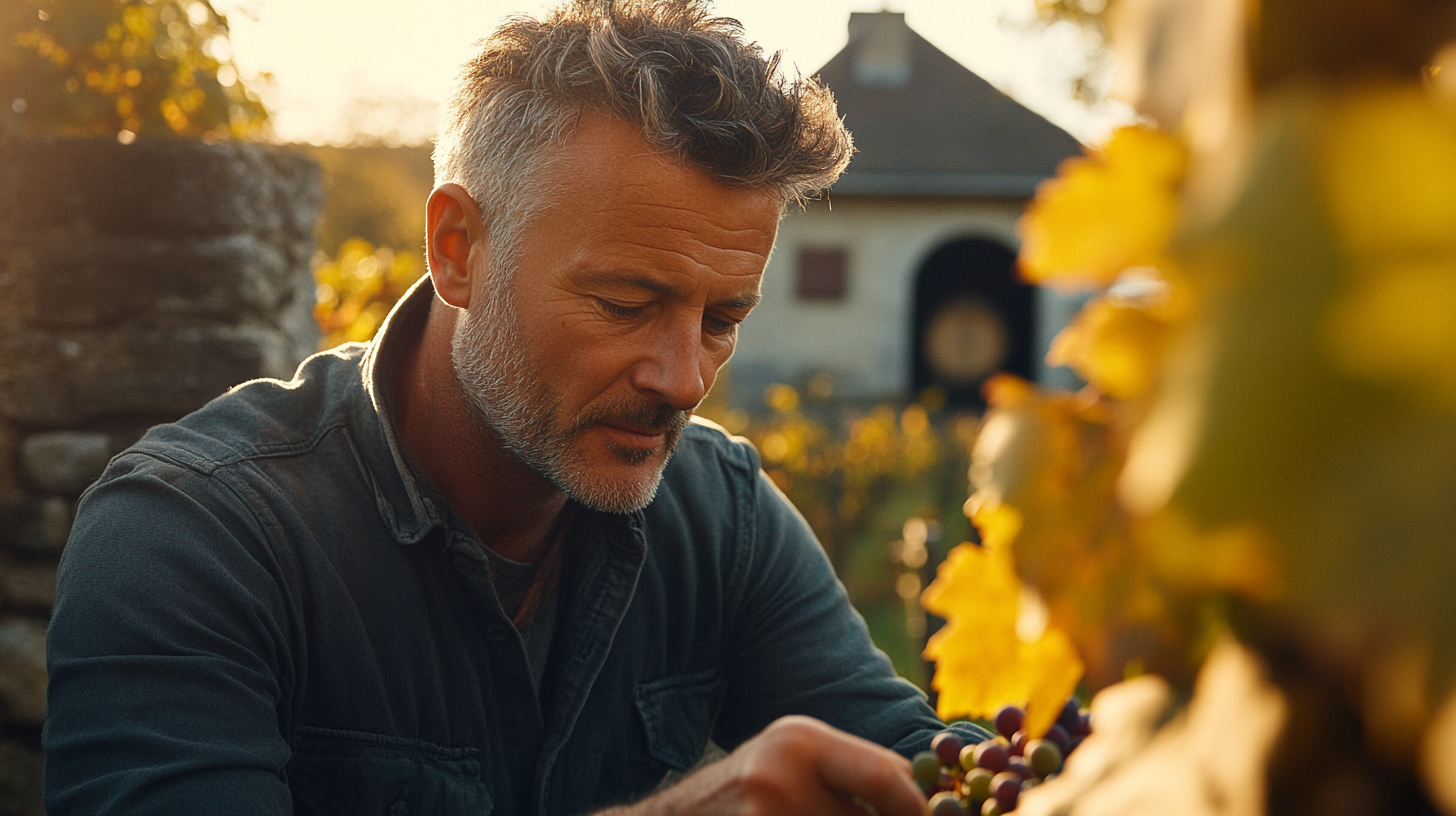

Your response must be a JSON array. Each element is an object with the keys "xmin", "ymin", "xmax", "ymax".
[{"xmin": 542, "ymin": 112, "xmax": 786, "ymax": 214}]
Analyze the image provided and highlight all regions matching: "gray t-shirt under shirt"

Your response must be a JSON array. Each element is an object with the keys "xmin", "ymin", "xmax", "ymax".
[{"xmin": 483, "ymin": 546, "xmax": 558, "ymax": 690}]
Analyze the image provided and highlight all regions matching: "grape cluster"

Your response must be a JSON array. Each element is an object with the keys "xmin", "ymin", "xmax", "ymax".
[{"xmin": 912, "ymin": 698, "xmax": 1092, "ymax": 816}]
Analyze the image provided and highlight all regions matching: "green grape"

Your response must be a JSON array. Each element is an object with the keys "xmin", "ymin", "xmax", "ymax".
[
  {"xmin": 913, "ymin": 751, "xmax": 943, "ymax": 792},
  {"xmin": 927, "ymin": 791, "xmax": 968, "ymax": 816},
  {"xmin": 959, "ymin": 742, "xmax": 979, "ymax": 772},
  {"xmin": 963, "ymin": 768, "xmax": 994, "ymax": 801},
  {"xmin": 1026, "ymin": 739, "xmax": 1063, "ymax": 777}
]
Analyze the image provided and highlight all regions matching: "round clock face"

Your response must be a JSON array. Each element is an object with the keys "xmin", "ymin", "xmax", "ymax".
[{"xmin": 923, "ymin": 296, "xmax": 1009, "ymax": 387}]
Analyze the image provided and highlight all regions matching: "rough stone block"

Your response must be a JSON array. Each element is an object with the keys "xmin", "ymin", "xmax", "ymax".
[
  {"xmin": 0, "ymin": 423, "xmax": 22, "ymax": 510},
  {"xmin": 0, "ymin": 618, "xmax": 47, "ymax": 725},
  {"xmin": 0, "ymin": 325, "xmax": 293, "ymax": 427},
  {"xmin": 0, "ymin": 738, "xmax": 44, "ymax": 816},
  {"xmin": 0, "ymin": 565, "xmax": 55, "ymax": 613},
  {"xmin": 0, "ymin": 137, "xmax": 322, "ymax": 242},
  {"xmin": 5, "ymin": 234, "xmax": 287, "ymax": 330},
  {"xmin": 20, "ymin": 432, "xmax": 111, "ymax": 494}
]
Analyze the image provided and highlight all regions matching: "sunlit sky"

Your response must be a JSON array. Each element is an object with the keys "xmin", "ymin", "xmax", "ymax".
[{"xmin": 219, "ymin": 0, "xmax": 1136, "ymax": 147}]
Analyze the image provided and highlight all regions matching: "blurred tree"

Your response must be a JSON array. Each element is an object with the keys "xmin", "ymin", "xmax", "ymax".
[
  {"xmin": 0, "ymin": 0, "xmax": 266, "ymax": 139},
  {"xmin": 302, "ymin": 144, "xmax": 432, "ymax": 258},
  {"xmin": 313, "ymin": 236, "xmax": 424, "ymax": 349},
  {"xmin": 300, "ymin": 144, "xmax": 433, "ymax": 349},
  {"xmin": 1032, "ymin": 0, "xmax": 1114, "ymax": 104}
]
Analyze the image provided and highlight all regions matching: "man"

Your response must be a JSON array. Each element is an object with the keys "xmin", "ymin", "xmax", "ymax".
[{"xmin": 44, "ymin": 2, "xmax": 986, "ymax": 813}]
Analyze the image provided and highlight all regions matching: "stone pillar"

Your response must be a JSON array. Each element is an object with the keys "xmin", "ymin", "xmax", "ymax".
[{"xmin": 0, "ymin": 136, "xmax": 322, "ymax": 814}]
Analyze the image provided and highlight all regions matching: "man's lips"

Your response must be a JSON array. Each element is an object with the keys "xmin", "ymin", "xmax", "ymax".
[{"xmin": 596, "ymin": 422, "xmax": 669, "ymax": 450}]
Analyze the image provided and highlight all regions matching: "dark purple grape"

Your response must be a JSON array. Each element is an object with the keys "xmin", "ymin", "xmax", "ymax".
[
  {"xmin": 993, "ymin": 705, "xmax": 1025, "ymax": 739},
  {"xmin": 1067, "ymin": 734, "xmax": 1084, "ymax": 754},
  {"xmin": 940, "ymin": 769, "xmax": 959, "ymax": 792},
  {"xmin": 1077, "ymin": 711, "xmax": 1093, "ymax": 736},
  {"xmin": 932, "ymin": 731, "xmax": 965, "ymax": 768},
  {"xmin": 913, "ymin": 751, "xmax": 942, "ymax": 792},
  {"xmin": 1026, "ymin": 738, "xmax": 1063, "ymax": 777},
  {"xmin": 1006, "ymin": 757, "xmax": 1032, "ymax": 779},
  {"xmin": 927, "ymin": 791, "xmax": 968, "ymax": 816},
  {"xmin": 1009, "ymin": 729, "xmax": 1028, "ymax": 757},
  {"xmin": 973, "ymin": 740, "xmax": 1009, "ymax": 773},
  {"xmin": 1056, "ymin": 698, "xmax": 1081, "ymax": 733},
  {"xmin": 990, "ymin": 771, "xmax": 1021, "ymax": 811},
  {"xmin": 1045, "ymin": 723, "xmax": 1071, "ymax": 753}
]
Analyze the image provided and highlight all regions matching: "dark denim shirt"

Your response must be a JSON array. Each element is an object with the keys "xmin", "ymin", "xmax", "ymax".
[{"xmin": 44, "ymin": 279, "xmax": 987, "ymax": 815}]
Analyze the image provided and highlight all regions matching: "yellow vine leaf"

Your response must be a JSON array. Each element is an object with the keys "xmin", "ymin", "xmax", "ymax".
[
  {"xmin": 1048, "ymin": 295, "xmax": 1173, "ymax": 400},
  {"xmin": 1018, "ymin": 126, "xmax": 1188, "ymax": 289},
  {"xmin": 923, "ymin": 541, "xmax": 1084, "ymax": 734}
]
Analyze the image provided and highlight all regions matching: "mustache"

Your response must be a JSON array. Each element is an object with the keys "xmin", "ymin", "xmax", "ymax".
[{"xmin": 571, "ymin": 396, "xmax": 689, "ymax": 436}]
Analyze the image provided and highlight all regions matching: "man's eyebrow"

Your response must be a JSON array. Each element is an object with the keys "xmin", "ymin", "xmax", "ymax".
[
  {"xmin": 721, "ymin": 292, "xmax": 762, "ymax": 311},
  {"xmin": 590, "ymin": 273, "xmax": 762, "ymax": 311}
]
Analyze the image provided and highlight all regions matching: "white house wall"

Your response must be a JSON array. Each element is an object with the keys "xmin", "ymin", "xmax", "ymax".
[{"xmin": 731, "ymin": 196, "xmax": 1019, "ymax": 404}]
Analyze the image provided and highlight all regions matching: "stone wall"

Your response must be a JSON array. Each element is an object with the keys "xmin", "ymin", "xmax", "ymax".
[{"xmin": 0, "ymin": 136, "xmax": 322, "ymax": 814}]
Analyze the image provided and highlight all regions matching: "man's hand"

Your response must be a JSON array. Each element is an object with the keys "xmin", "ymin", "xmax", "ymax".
[{"xmin": 599, "ymin": 715, "xmax": 928, "ymax": 816}]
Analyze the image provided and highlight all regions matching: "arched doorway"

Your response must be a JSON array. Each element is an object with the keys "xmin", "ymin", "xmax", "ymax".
[{"xmin": 912, "ymin": 238, "xmax": 1034, "ymax": 408}]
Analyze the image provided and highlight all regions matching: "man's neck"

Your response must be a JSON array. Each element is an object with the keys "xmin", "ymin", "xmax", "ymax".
[{"xmin": 391, "ymin": 298, "xmax": 568, "ymax": 564}]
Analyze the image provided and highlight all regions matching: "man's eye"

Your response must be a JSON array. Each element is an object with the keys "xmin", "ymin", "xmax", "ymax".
[
  {"xmin": 600, "ymin": 300, "xmax": 644, "ymax": 319},
  {"xmin": 703, "ymin": 314, "xmax": 738, "ymax": 337}
]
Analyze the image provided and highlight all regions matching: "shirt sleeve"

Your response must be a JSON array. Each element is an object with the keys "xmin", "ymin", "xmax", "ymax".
[
  {"xmin": 44, "ymin": 453, "xmax": 296, "ymax": 815},
  {"xmin": 715, "ymin": 465, "xmax": 992, "ymax": 757}
]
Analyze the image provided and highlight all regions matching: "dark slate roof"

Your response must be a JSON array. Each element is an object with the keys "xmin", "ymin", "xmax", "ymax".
[{"xmin": 816, "ymin": 12, "xmax": 1084, "ymax": 198}]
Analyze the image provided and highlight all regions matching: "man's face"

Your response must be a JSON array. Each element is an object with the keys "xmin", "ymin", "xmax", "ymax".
[{"xmin": 452, "ymin": 115, "xmax": 781, "ymax": 513}]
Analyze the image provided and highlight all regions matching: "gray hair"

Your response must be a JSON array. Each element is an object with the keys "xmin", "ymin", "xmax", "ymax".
[{"xmin": 432, "ymin": 0, "xmax": 853, "ymax": 274}]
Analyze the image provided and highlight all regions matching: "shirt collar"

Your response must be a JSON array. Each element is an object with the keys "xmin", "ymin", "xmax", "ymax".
[{"xmin": 357, "ymin": 274, "xmax": 445, "ymax": 545}]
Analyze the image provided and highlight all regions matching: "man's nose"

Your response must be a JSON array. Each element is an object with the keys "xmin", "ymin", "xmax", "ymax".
[{"xmin": 630, "ymin": 317, "xmax": 710, "ymax": 411}]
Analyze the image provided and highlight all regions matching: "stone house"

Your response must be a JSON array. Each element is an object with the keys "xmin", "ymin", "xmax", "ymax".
[{"xmin": 729, "ymin": 12, "xmax": 1086, "ymax": 409}]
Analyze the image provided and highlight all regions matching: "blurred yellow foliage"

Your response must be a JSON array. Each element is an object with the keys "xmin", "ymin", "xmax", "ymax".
[
  {"xmin": 1323, "ymin": 86, "xmax": 1456, "ymax": 258},
  {"xmin": 924, "ymin": 124, "xmax": 1213, "ymax": 719},
  {"xmin": 1, "ymin": 0, "xmax": 267, "ymax": 139},
  {"xmin": 1047, "ymin": 293, "xmax": 1173, "ymax": 401},
  {"xmin": 931, "ymin": 65, "xmax": 1456, "ymax": 805},
  {"xmin": 314, "ymin": 238, "xmax": 426, "ymax": 349},
  {"xmin": 1018, "ymin": 126, "xmax": 1188, "ymax": 289},
  {"xmin": 707, "ymin": 384, "xmax": 974, "ymax": 573},
  {"xmin": 958, "ymin": 0, "xmax": 1456, "ymax": 808},
  {"xmin": 1319, "ymin": 87, "xmax": 1456, "ymax": 410}
]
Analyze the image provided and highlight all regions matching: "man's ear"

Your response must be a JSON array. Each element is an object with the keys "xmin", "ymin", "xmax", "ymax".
[{"xmin": 426, "ymin": 183, "xmax": 488, "ymax": 310}]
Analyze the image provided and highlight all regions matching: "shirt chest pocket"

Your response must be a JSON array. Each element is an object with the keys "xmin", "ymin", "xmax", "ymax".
[
  {"xmin": 288, "ymin": 726, "xmax": 493, "ymax": 816},
  {"xmin": 634, "ymin": 668, "xmax": 727, "ymax": 772}
]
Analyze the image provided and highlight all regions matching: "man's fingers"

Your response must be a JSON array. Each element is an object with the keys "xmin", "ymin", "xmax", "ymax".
[{"xmin": 806, "ymin": 722, "xmax": 926, "ymax": 816}]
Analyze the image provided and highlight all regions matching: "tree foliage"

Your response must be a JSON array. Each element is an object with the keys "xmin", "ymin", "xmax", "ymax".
[{"xmin": 0, "ymin": 0, "xmax": 266, "ymax": 139}]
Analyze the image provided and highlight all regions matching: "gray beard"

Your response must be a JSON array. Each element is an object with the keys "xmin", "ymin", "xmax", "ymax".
[{"xmin": 449, "ymin": 286, "xmax": 687, "ymax": 514}]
